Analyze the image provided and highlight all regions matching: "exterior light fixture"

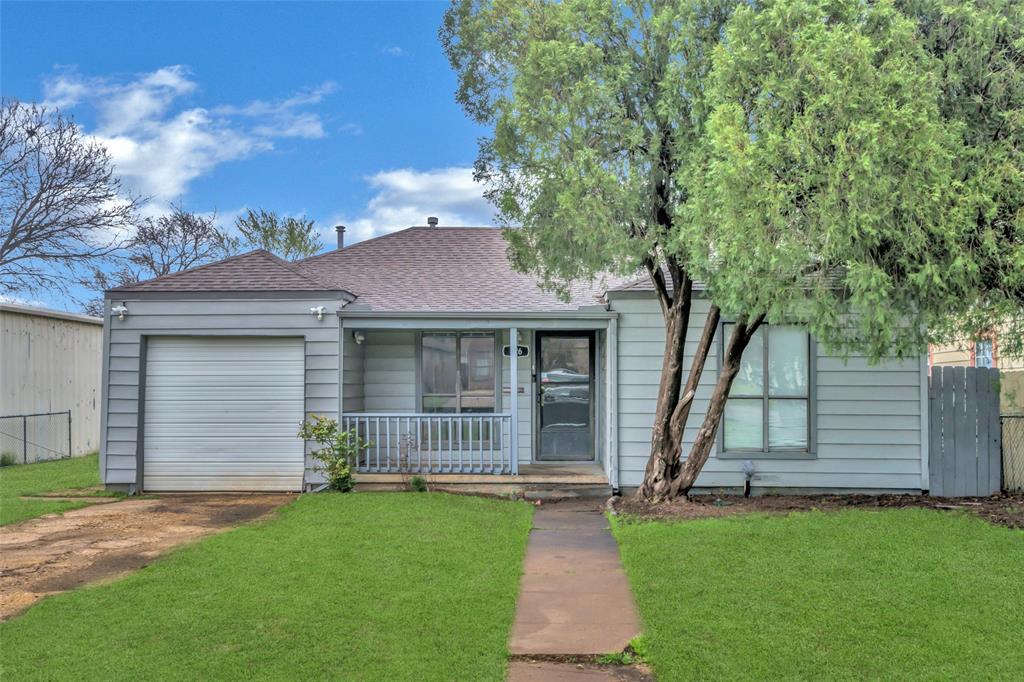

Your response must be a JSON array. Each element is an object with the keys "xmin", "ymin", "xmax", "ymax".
[
  {"xmin": 111, "ymin": 304, "xmax": 128, "ymax": 321},
  {"xmin": 310, "ymin": 305, "xmax": 327, "ymax": 321},
  {"xmin": 353, "ymin": 330, "xmax": 366, "ymax": 345}
]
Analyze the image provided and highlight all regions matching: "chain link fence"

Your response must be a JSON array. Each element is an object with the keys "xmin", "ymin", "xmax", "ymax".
[
  {"xmin": 1002, "ymin": 416, "xmax": 1024, "ymax": 492},
  {"xmin": 0, "ymin": 411, "xmax": 72, "ymax": 466}
]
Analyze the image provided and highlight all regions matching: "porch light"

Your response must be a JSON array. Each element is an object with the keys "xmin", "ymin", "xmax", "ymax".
[
  {"xmin": 353, "ymin": 330, "xmax": 365, "ymax": 345},
  {"xmin": 310, "ymin": 305, "xmax": 327, "ymax": 321},
  {"xmin": 111, "ymin": 304, "xmax": 128, "ymax": 321}
]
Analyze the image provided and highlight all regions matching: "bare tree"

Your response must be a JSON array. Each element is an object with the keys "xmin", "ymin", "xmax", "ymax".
[
  {"xmin": 79, "ymin": 205, "xmax": 238, "ymax": 315},
  {"xmin": 0, "ymin": 98, "xmax": 136, "ymax": 294}
]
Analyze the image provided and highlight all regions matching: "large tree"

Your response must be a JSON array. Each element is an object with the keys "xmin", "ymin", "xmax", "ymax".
[
  {"xmin": 0, "ymin": 99, "xmax": 135, "ymax": 295},
  {"xmin": 80, "ymin": 205, "xmax": 237, "ymax": 315},
  {"xmin": 442, "ymin": 0, "xmax": 964, "ymax": 499},
  {"xmin": 235, "ymin": 208, "xmax": 324, "ymax": 260},
  {"xmin": 899, "ymin": 0, "xmax": 1024, "ymax": 357}
]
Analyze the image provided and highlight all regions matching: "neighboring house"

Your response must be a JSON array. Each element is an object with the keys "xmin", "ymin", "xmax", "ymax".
[
  {"xmin": 1, "ymin": 303, "xmax": 103, "ymax": 457},
  {"xmin": 930, "ymin": 326, "xmax": 1024, "ymax": 413},
  {"xmin": 930, "ymin": 326, "xmax": 1023, "ymax": 371},
  {"xmin": 98, "ymin": 222, "xmax": 929, "ymax": 494}
]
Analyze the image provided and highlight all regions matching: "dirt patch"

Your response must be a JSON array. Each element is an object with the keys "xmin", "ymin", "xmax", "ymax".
[
  {"xmin": 0, "ymin": 494, "xmax": 292, "ymax": 620},
  {"xmin": 509, "ymin": 657, "xmax": 654, "ymax": 682},
  {"xmin": 612, "ymin": 491, "xmax": 1024, "ymax": 530}
]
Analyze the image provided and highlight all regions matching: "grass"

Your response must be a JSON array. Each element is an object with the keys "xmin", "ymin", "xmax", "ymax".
[
  {"xmin": 0, "ymin": 453, "xmax": 102, "ymax": 525},
  {"xmin": 612, "ymin": 509, "xmax": 1024, "ymax": 681},
  {"xmin": 1, "ymin": 492, "xmax": 533, "ymax": 681}
]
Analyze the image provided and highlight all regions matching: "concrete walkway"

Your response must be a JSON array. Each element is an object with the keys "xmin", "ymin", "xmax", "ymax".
[{"xmin": 507, "ymin": 500, "xmax": 644, "ymax": 681}]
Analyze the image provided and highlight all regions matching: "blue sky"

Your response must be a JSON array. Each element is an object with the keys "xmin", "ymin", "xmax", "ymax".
[{"xmin": 2, "ymin": 0, "xmax": 497, "ymax": 309}]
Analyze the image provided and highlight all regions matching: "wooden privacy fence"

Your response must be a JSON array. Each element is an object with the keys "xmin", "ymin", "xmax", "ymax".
[{"xmin": 928, "ymin": 367, "xmax": 1001, "ymax": 497}]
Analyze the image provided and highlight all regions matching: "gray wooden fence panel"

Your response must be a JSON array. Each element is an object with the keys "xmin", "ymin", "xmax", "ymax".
[
  {"xmin": 928, "ymin": 370, "xmax": 942, "ymax": 493},
  {"xmin": 986, "ymin": 370, "xmax": 1001, "ymax": 493},
  {"xmin": 928, "ymin": 366, "xmax": 1002, "ymax": 497}
]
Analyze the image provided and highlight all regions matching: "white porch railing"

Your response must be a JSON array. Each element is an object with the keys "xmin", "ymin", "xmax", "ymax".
[{"xmin": 341, "ymin": 412, "xmax": 516, "ymax": 475}]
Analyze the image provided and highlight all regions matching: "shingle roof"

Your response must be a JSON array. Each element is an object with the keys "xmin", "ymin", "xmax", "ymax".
[
  {"xmin": 295, "ymin": 226, "xmax": 619, "ymax": 312},
  {"xmin": 107, "ymin": 249, "xmax": 336, "ymax": 293}
]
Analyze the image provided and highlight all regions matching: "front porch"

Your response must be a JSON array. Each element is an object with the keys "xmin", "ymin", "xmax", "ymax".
[{"xmin": 336, "ymin": 311, "xmax": 620, "ymax": 488}]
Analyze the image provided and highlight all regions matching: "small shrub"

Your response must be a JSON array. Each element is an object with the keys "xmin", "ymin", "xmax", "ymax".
[
  {"xmin": 409, "ymin": 475, "xmax": 428, "ymax": 492},
  {"xmin": 297, "ymin": 415, "xmax": 370, "ymax": 492},
  {"xmin": 0, "ymin": 452, "xmax": 18, "ymax": 467}
]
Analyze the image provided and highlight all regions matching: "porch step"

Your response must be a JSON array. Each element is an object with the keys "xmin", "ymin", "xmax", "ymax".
[
  {"xmin": 353, "ymin": 473, "xmax": 612, "ymax": 500},
  {"xmin": 521, "ymin": 484, "xmax": 614, "ymax": 501}
]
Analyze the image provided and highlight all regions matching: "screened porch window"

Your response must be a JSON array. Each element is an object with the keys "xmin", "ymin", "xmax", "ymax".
[
  {"xmin": 421, "ymin": 332, "xmax": 497, "ymax": 413},
  {"xmin": 723, "ymin": 324, "xmax": 810, "ymax": 452}
]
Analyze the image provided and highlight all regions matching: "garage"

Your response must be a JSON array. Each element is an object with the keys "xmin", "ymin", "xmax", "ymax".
[{"xmin": 142, "ymin": 336, "xmax": 306, "ymax": 492}]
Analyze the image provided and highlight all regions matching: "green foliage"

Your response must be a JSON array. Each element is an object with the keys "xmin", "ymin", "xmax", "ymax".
[
  {"xmin": 898, "ymin": 0, "xmax": 1024, "ymax": 358},
  {"xmin": 444, "ymin": 0, "xmax": 1024, "ymax": 363},
  {"xmin": 296, "ymin": 415, "xmax": 367, "ymax": 492},
  {"xmin": 613, "ymin": 509, "xmax": 1024, "ymax": 680},
  {"xmin": 235, "ymin": 208, "xmax": 324, "ymax": 260},
  {"xmin": 442, "ymin": 0, "xmax": 736, "ymax": 295},
  {"xmin": 0, "ymin": 452, "xmax": 17, "ymax": 467},
  {"xmin": 1, "ymin": 494, "xmax": 535, "ymax": 681},
  {"xmin": 409, "ymin": 475, "xmax": 428, "ymax": 492},
  {"xmin": 684, "ymin": 0, "xmax": 959, "ymax": 360}
]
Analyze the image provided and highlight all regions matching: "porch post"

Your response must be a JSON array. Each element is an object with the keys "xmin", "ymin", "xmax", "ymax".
[
  {"xmin": 509, "ymin": 326, "xmax": 519, "ymax": 475},
  {"xmin": 605, "ymin": 318, "xmax": 619, "ymax": 491},
  {"xmin": 338, "ymin": 317, "xmax": 345, "ymax": 422}
]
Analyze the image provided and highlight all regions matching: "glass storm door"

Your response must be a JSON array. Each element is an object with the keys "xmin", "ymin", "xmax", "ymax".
[{"xmin": 537, "ymin": 332, "xmax": 594, "ymax": 461}]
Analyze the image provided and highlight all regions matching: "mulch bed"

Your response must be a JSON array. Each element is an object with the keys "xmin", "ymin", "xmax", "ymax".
[{"xmin": 611, "ymin": 491, "xmax": 1024, "ymax": 530}]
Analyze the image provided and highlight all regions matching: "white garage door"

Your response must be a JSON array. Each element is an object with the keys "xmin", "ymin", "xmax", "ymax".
[{"xmin": 143, "ymin": 337, "xmax": 305, "ymax": 492}]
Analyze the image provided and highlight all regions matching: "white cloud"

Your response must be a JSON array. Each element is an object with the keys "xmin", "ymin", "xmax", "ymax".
[
  {"xmin": 328, "ymin": 167, "xmax": 497, "ymax": 243},
  {"xmin": 380, "ymin": 46, "xmax": 407, "ymax": 57},
  {"xmin": 41, "ymin": 66, "xmax": 335, "ymax": 202}
]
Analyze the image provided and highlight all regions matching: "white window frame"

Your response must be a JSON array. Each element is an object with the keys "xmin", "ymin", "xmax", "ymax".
[
  {"xmin": 974, "ymin": 339, "xmax": 994, "ymax": 369},
  {"xmin": 717, "ymin": 321, "xmax": 817, "ymax": 459}
]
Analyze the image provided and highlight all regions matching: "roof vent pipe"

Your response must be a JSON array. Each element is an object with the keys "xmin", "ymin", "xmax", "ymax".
[
  {"xmin": 335, "ymin": 225, "xmax": 346, "ymax": 249},
  {"xmin": 426, "ymin": 216, "xmax": 439, "ymax": 227}
]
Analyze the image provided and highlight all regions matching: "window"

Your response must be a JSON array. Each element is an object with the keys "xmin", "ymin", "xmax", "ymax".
[
  {"xmin": 722, "ymin": 324, "xmax": 810, "ymax": 452},
  {"xmin": 975, "ymin": 339, "xmax": 994, "ymax": 369},
  {"xmin": 421, "ymin": 332, "xmax": 496, "ymax": 413}
]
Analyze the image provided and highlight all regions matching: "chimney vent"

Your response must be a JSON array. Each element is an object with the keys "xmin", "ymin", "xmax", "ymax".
[
  {"xmin": 426, "ymin": 216, "xmax": 439, "ymax": 227},
  {"xmin": 335, "ymin": 225, "xmax": 346, "ymax": 249}
]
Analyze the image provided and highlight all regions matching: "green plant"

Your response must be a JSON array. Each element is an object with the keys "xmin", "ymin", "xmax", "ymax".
[
  {"xmin": 0, "ymin": 453, "xmax": 18, "ymax": 467},
  {"xmin": 297, "ymin": 415, "xmax": 369, "ymax": 492},
  {"xmin": 409, "ymin": 476, "xmax": 428, "ymax": 493}
]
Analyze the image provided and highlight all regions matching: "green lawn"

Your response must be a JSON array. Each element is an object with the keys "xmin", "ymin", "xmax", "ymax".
[
  {"xmin": 613, "ymin": 509, "xmax": 1024, "ymax": 681},
  {"xmin": 1, "ymin": 492, "xmax": 533, "ymax": 681},
  {"xmin": 0, "ymin": 453, "xmax": 102, "ymax": 525}
]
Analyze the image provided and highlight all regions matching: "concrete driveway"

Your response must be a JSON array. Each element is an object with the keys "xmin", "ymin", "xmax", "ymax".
[{"xmin": 0, "ymin": 494, "xmax": 290, "ymax": 620}]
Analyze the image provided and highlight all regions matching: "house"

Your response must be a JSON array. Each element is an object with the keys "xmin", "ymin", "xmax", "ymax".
[
  {"xmin": 930, "ymin": 326, "xmax": 1023, "ymax": 413},
  {"xmin": 2, "ymin": 303, "xmax": 103, "ymax": 459},
  {"xmin": 98, "ymin": 222, "xmax": 929, "ymax": 494}
]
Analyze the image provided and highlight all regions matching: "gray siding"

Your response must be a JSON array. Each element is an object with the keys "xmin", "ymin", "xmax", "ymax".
[
  {"xmin": 100, "ymin": 296, "xmax": 341, "ymax": 487},
  {"xmin": 610, "ymin": 294, "xmax": 925, "ymax": 491},
  {"xmin": 342, "ymin": 328, "xmax": 365, "ymax": 413}
]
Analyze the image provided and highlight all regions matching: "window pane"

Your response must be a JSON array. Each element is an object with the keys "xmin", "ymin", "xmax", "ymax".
[
  {"xmin": 975, "ymin": 340, "xmax": 993, "ymax": 369},
  {"xmin": 422, "ymin": 333, "xmax": 457, "ymax": 398},
  {"xmin": 724, "ymin": 399, "xmax": 763, "ymax": 450},
  {"xmin": 460, "ymin": 334, "xmax": 495, "ymax": 410},
  {"xmin": 768, "ymin": 399, "xmax": 808, "ymax": 449},
  {"xmin": 423, "ymin": 395, "xmax": 457, "ymax": 413},
  {"xmin": 727, "ymin": 325, "xmax": 764, "ymax": 396},
  {"xmin": 768, "ymin": 326, "xmax": 808, "ymax": 397}
]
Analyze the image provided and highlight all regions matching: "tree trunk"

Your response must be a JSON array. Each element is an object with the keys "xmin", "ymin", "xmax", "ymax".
[
  {"xmin": 637, "ymin": 299, "xmax": 689, "ymax": 500},
  {"xmin": 671, "ymin": 314, "xmax": 764, "ymax": 497}
]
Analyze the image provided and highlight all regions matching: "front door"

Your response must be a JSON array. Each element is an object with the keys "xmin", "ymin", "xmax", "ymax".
[{"xmin": 536, "ymin": 332, "xmax": 594, "ymax": 461}]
